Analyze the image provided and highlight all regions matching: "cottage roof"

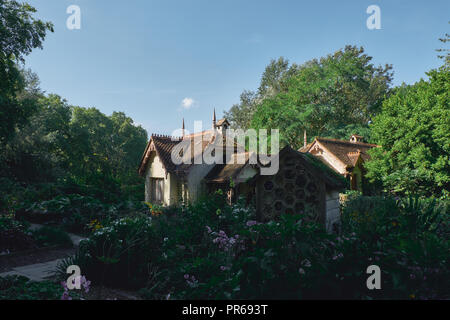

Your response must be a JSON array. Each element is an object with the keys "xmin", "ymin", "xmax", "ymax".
[
  {"xmin": 204, "ymin": 152, "xmax": 253, "ymax": 183},
  {"xmin": 278, "ymin": 146, "xmax": 347, "ymax": 190},
  {"xmin": 303, "ymin": 137, "xmax": 379, "ymax": 169},
  {"xmin": 138, "ymin": 128, "xmax": 239, "ymax": 177},
  {"xmin": 138, "ymin": 135, "xmax": 182, "ymax": 175}
]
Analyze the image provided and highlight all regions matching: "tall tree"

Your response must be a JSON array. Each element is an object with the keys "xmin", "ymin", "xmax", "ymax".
[
  {"xmin": 251, "ymin": 46, "xmax": 393, "ymax": 148},
  {"xmin": 0, "ymin": 0, "xmax": 53, "ymax": 145},
  {"xmin": 365, "ymin": 64, "xmax": 450, "ymax": 196},
  {"xmin": 4, "ymin": 94, "xmax": 72, "ymax": 181},
  {"xmin": 225, "ymin": 57, "xmax": 298, "ymax": 129}
]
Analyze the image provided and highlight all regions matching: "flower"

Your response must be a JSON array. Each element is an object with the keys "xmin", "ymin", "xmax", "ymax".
[
  {"xmin": 332, "ymin": 253, "xmax": 344, "ymax": 260},
  {"xmin": 298, "ymin": 268, "xmax": 305, "ymax": 275},
  {"xmin": 301, "ymin": 259, "xmax": 312, "ymax": 268},
  {"xmin": 246, "ymin": 220, "xmax": 259, "ymax": 227}
]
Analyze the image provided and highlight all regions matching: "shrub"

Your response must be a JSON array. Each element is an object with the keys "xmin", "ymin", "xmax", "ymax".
[
  {"xmin": 57, "ymin": 214, "xmax": 157, "ymax": 289},
  {"xmin": 0, "ymin": 276, "xmax": 61, "ymax": 300},
  {"xmin": 31, "ymin": 226, "xmax": 73, "ymax": 248},
  {"xmin": 61, "ymin": 193, "xmax": 449, "ymax": 300},
  {"xmin": 0, "ymin": 214, "xmax": 35, "ymax": 253}
]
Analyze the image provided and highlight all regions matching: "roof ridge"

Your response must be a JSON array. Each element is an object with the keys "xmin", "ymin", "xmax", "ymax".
[
  {"xmin": 151, "ymin": 133, "xmax": 182, "ymax": 141},
  {"xmin": 316, "ymin": 137, "xmax": 378, "ymax": 147}
]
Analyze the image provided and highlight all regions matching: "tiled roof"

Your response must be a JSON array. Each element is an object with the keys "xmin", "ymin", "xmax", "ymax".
[
  {"xmin": 313, "ymin": 137, "xmax": 378, "ymax": 168},
  {"xmin": 138, "ymin": 135, "xmax": 182, "ymax": 175},
  {"xmin": 204, "ymin": 153, "xmax": 252, "ymax": 183},
  {"xmin": 138, "ymin": 129, "xmax": 240, "ymax": 177},
  {"xmin": 215, "ymin": 118, "xmax": 229, "ymax": 127},
  {"xmin": 298, "ymin": 142, "xmax": 313, "ymax": 153}
]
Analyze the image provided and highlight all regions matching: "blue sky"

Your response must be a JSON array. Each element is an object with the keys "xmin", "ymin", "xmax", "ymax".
[{"xmin": 25, "ymin": 0, "xmax": 449, "ymax": 135}]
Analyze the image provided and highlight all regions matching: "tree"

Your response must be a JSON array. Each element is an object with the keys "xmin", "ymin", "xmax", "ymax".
[
  {"xmin": 251, "ymin": 46, "xmax": 393, "ymax": 148},
  {"xmin": 436, "ymin": 22, "xmax": 449, "ymax": 65},
  {"xmin": 0, "ymin": 0, "xmax": 53, "ymax": 145},
  {"xmin": 67, "ymin": 107, "xmax": 147, "ymax": 187},
  {"xmin": 365, "ymin": 64, "xmax": 450, "ymax": 196},
  {"xmin": 225, "ymin": 90, "xmax": 259, "ymax": 130},
  {"xmin": 224, "ymin": 57, "xmax": 298, "ymax": 129},
  {"xmin": 3, "ymin": 94, "xmax": 72, "ymax": 181}
]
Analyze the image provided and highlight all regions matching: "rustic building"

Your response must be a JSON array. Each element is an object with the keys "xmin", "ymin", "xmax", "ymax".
[
  {"xmin": 138, "ymin": 112, "xmax": 346, "ymax": 231},
  {"xmin": 299, "ymin": 135, "xmax": 379, "ymax": 192}
]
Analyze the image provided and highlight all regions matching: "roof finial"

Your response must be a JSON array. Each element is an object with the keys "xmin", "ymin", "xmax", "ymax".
[
  {"xmin": 182, "ymin": 118, "xmax": 185, "ymax": 137},
  {"xmin": 213, "ymin": 108, "xmax": 216, "ymax": 127}
]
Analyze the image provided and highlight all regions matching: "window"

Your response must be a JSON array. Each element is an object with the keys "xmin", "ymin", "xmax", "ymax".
[{"xmin": 151, "ymin": 178, "xmax": 164, "ymax": 204}]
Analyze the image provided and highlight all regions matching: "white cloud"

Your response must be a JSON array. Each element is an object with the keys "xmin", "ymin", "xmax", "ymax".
[{"xmin": 181, "ymin": 97, "xmax": 195, "ymax": 109}]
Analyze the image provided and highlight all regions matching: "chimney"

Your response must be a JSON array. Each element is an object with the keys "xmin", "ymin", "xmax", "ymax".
[{"xmin": 304, "ymin": 130, "xmax": 307, "ymax": 148}]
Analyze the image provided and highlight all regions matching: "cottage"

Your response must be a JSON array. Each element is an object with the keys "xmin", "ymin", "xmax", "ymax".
[
  {"xmin": 299, "ymin": 135, "xmax": 379, "ymax": 192},
  {"xmin": 138, "ymin": 112, "xmax": 346, "ymax": 231}
]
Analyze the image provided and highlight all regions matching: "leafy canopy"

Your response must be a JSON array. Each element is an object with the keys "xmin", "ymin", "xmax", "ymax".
[
  {"xmin": 0, "ymin": 0, "xmax": 53, "ymax": 145},
  {"xmin": 250, "ymin": 46, "xmax": 393, "ymax": 148},
  {"xmin": 366, "ymin": 64, "xmax": 450, "ymax": 196}
]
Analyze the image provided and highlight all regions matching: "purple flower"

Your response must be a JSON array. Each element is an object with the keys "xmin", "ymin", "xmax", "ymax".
[
  {"xmin": 246, "ymin": 220, "xmax": 258, "ymax": 227},
  {"xmin": 332, "ymin": 253, "xmax": 344, "ymax": 260},
  {"xmin": 206, "ymin": 226, "xmax": 212, "ymax": 233},
  {"xmin": 184, "ymin": 274, "xmax": 190, "ymax": 280},
  {"xmin": 298, "ymin": 268, "xmax": 305, "ymax": 275}
]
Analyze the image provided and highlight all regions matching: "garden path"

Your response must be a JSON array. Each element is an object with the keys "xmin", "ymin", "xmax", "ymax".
[{"xmin": 0, "ymin": 225, "xmax": 87, "ymax": 281}]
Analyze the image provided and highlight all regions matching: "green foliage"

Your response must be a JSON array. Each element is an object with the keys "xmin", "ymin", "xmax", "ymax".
[
  {"xmin": 341, "ymin": 195, "xmax": 449, "ymax": 299},
  {"xmin": 366, "ymin": 64, "xmax": 450, "ymax": 196},
  {"xmin": 62, "ymin": 194, "xmax": 449, "ymax": 300},
  {"xmin": 0, "ymin": 0, "xmax": 53, "ymax": 145},
  {"xmin": 0, "ymin": 178, "xmax": 148, "ymax": 234},
  {"xmin": 225, "ymin": 57, "xmax": 299, "ymax": 130},
  {"xmin": 31, "ymin": 226, "xmax": 73, "ymax": 248},
  {"xmin": 0, "ymin": 275, "xmax": 61, "ymax": 300},
  {"xmin": 67, "ymin": 108, "xmax": 148, "ymax": 187},
  {"xmin": 57, "ymin": 214, "xmax": 157, "ymax": 289},
  {"xmin": 251, "ymin": 46, "xmax": 392, "ymax": 148},
  {"xmin": 2, "ymin": 92, "xmax": 148, "ymax": 189},
  {"xmin": 0, "ymin": 214, "xmax": 35, "ymax": 252}
]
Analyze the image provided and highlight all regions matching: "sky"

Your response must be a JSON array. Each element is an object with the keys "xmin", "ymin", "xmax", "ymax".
[{"xmin": 25, "ymin": 0, "xmax": 449, "ymax": 136}]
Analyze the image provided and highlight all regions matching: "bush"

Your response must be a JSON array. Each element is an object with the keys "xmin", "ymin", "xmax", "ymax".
[
  {"xmin": 0, "ymin": 214, "xmax": 35, "ymax": 253},
  {"xmin": 57, "ymin": 214, "xmax": 157, "ymax": 289},
  {"xmin": 31, "ymin": 226, "xmax": 73, "ymax": 248},
  {"xmin": 60, "ymin": 192, "xmax": 449, "ymax": 300},
  {"xmin": 0, "ymin": 276, "xmax": 62, "ymax": 300}
]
